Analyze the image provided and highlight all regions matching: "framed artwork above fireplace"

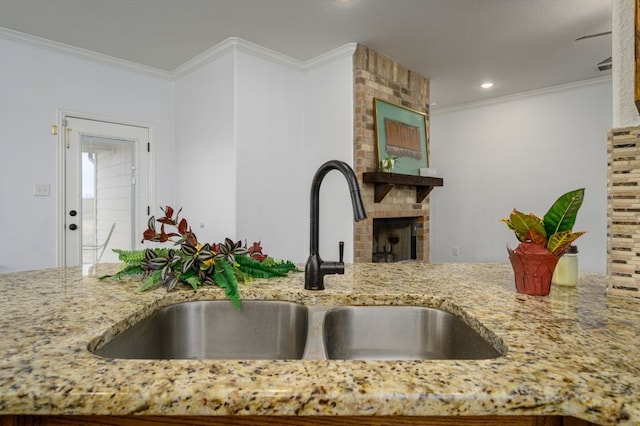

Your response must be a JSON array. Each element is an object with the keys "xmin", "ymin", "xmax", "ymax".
[{"xmin": 373, "ymin": 98, "xmax": 428, "ymax": 176}]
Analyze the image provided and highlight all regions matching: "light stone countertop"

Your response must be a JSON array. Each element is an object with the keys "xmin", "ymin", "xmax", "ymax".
[{"xmin": 0, "ymin": 262, "xmax": 638, "ymax": 425}]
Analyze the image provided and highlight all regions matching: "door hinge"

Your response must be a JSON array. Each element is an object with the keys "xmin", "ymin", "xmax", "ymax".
[
  {"xmin": 147, "ymin": 206, "xmax": 150, "ymax": 215},
  {"xmin": 147, "ymin": 142, "xmax": 150, "ymax": 152}
]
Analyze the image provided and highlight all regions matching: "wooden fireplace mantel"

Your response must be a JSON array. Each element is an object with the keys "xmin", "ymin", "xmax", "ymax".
[{"xmin": 362, "ymin": 172, "xmax": 444, "ymax": 203}]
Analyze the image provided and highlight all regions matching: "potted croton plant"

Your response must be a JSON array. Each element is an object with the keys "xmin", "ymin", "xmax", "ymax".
[{"xmin": 501, "ymin": 188, "xmax": 586, "ymax": 296}]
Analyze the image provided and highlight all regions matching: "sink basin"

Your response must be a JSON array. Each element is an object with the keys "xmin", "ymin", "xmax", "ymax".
[
  {"xmin": 92, "ymin": 300, "xmax": 309, "ymax": 360},
  {"xmin": 91, "ymin": 301, "xmax": 502, "ymax": 361},
  {"xmin": 322, "ymin": 305, "xmax": 502, "ymax": 360}
]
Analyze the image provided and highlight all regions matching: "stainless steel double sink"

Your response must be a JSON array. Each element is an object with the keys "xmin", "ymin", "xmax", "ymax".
[{"xmin": 91, "ymin": 300, "xmax": 503, "ymax": 361}]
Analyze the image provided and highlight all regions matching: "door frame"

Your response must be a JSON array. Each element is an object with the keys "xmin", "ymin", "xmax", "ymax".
[{"xmin": 56, "ymin": 110, "xmax": 155, "ymax": 268}]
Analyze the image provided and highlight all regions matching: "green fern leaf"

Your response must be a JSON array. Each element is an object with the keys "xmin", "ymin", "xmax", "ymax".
[
  {"xmin": 231, "ymin": 268, "xmax": 252, "ymax": 284},
  {"xmin": 236, "ymin": 255, "xmax": 298, "ymax": 278},
  {"xmin": 113, "ymin": 249, "xmax": 146, "ymax": 264},
  {"xmin": 138, "ymin": 270, "xmax": 162, "ymax": 292},
  {"xmin": 269, "ymin": 260, "xmax": 300, "ymax": 274},
  {"xmin": 181, "ymin": 269, "xmax": 201, "ymax": 291},
  {"xmin": 99, "ymin": 263, "xmax": 145, "ymax": 280},
  {"xmin": 214, "ymin": 259, "xmax": 241, "ymax": 310}
]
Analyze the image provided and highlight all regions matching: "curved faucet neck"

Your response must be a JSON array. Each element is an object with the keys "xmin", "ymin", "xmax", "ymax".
[{"xmin": 309, "ymin": 160, "xmax": 367, "ymax": 255}]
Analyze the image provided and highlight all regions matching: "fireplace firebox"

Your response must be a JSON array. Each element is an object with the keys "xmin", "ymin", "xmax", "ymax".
[{"xmin": 372, "ymin": 217, "xmax": 417, "ymax": 263}]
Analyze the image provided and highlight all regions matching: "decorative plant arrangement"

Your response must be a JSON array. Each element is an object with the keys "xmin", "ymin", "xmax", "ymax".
[
  {"xmin": 501, "ymin": 188, "xmax": 586, "ymax": 295},
  {"xmin": 100, "ymin": 206, "xmax": 299, "ymax": 308},
  {"xmin": 380, "ymin": 155, "xmax": 398, "ymax": 173}
]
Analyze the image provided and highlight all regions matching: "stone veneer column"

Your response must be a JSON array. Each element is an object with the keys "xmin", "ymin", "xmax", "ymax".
[
  {"xmin": 607, "ymin": 126, "xmax": 640, "ymax": 297},
  {"xmin": 352, "ymin": 45, "xmax": 431, "ymax": 263}
]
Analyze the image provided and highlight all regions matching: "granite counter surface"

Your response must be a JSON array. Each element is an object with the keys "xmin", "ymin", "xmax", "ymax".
[{"xmin": 0, "ymin": 262, "xmax": 638, "ymax": 425}]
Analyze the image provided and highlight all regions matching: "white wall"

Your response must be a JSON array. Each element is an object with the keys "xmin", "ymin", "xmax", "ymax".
[
  {"xmin": 302, "ymin": 51, "xmax": 356, "ymax": 263},
  {"xmin": 0, "ymin": 36, "xmax": 174, "ymax": 273},
  {"xmin": 235, "ymin": 51, "xmax": 306, "ymax": 260},
  {"xmin": 1, "ymin": 31, "xmax": 617, "ymax": 274},
  {"xmin": 1, "ymin": 34, "xmax": 356, "ymax": 273},
  {"xmin": 174, "ymin": 52, "xmax": 237, "ymax": 244},
  {"xmin": 185, "ymin": 46, "xmax": 355, "ymax": 264},
  {"xmin": 430, "ymin": 79, "xmax": 612, "ymax": 273},
  {"xmin": 612, "ymin": 0, "xmax": 640, "ymax": 127}
]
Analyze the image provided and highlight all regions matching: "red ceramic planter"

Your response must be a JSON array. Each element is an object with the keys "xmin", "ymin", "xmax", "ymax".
[{"xmin": 507, "ymin": 242, "xmax": 559, "ymax": 296}]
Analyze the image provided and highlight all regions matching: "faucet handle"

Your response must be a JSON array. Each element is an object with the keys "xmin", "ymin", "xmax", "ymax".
[{"xmin": 339, "ymin": 241, "xmax": 344, "ymax": 263}]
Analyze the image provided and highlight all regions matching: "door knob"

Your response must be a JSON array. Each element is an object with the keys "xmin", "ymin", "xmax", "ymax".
[{"xmin": 69, "ymin": 224, "xmax": 78, "ymax": 230}]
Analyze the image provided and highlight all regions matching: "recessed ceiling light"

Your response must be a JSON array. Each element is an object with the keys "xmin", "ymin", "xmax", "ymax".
[{"xmin": 481, "ymin": 82, "xmax": 494, "ymax": 89}]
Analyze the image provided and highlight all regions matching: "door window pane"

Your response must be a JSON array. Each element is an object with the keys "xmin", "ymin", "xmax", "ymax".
[{"xmin": 81, "ymin": 136, "xmax": 135, "ymax": 265}]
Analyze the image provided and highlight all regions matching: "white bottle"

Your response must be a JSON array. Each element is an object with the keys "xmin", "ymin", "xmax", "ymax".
[{"xmin": 552, "ymin": 245, "xmax": 579, "ymax": 287}]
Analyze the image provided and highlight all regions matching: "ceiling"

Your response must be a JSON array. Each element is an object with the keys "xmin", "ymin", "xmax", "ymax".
[{"xmin": 0, "ymin": 0, "xmax": 612, "ymax": 109}]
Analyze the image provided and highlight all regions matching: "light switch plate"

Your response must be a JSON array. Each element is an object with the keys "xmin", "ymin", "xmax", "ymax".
[{"xmin": 33, "ymin": 183, "xmax": 50, "ymax": 197}]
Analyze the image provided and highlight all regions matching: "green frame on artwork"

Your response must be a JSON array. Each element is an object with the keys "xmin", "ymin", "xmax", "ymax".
[{"xmin": 373, "ymin": 98, "xmax": 428, "ymax": 176}]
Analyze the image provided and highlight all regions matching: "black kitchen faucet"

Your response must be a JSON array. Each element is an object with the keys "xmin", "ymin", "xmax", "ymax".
[{"xmin": 304, "ymin": 160, "xmax": 367, "ymax": 290}]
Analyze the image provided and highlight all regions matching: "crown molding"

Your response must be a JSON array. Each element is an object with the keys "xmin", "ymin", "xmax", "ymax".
[
  {"xmin": 1, "ymin": 26, "xmax": 356, "ymax": 81},
  {"xmin": 0, "ymin": 26, "xmax": 172, "ymax": 80},
  {"xmin": 171, "ymin": 37, "xmax": 304, "ymax": 79},
  {"xmin": 233, "ymin": 37, "xmax": 306, "ymax": 69},
  {"xmin": 171, "ymin": 37, "xmax": 239, "ymax": 79},
  {"xmin": 432, "ymin": 75, "xmax": 613, "ymax": 115},
  {"xmin": 172, "ymin": 37, "xmax": 357, "ymax": 78},
  {"xmin": 0, "ymin": 24, "xmax": 611, "ymax": 107},
  {"xmin": 302, "ymin": 43, "xmax": 357, "ymax": 71}
]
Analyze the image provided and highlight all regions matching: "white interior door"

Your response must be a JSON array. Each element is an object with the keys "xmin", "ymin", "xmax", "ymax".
[{"xmin": 63, "ymin": 117, "xmax": 150, "ymax": 268}]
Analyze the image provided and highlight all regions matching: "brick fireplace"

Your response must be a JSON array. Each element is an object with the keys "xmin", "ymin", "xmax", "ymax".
[{"xmin": 353, "ymin": 45, "xmax": 432, "ymax": 263}]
